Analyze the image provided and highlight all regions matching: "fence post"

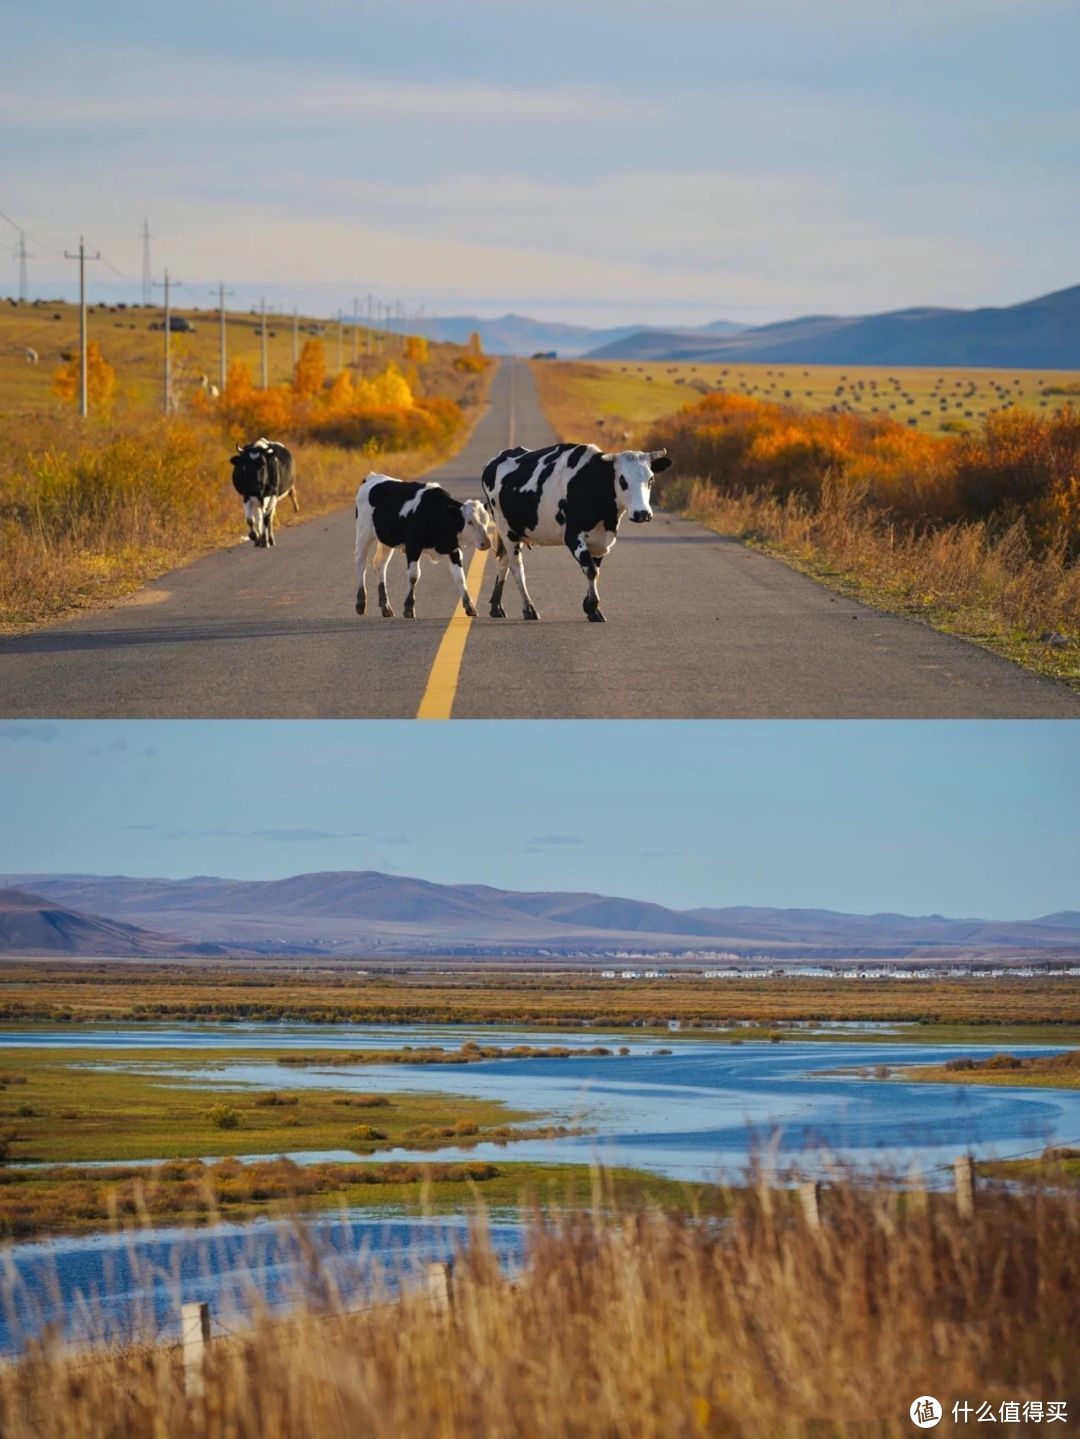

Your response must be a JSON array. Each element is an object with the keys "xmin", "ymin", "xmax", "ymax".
[
  {"xmin": 954, "ymin": 1154, "xmax": 977, "ymax": 1219},
  {"xmin": 798, "ymin": 1180, "xmax": 823, "ymax": 1232},
  {"xmin": 427, "ymin": 1260, "xmax": 455, "ymax": 1314},
  {"xmin": 181, "ymin": 1301, "xmax": 211, "ymax": 1397}
]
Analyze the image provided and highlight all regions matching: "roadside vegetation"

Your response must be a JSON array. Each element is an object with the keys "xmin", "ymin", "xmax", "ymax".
[
  {"xmin": 2, "ymin": 963, "xmax": 1077, "ymax": 1030},
  {"xmin": 1, "ymin": 1177, "xmax": 1075, "ymax": 1435},
  {"xmin": 532, "ymin": 358, "xmax": 1080, "ymax": 685},
  {"xmin": 0, "ymin": 300, "xmax": 491, "ymax": 629}
]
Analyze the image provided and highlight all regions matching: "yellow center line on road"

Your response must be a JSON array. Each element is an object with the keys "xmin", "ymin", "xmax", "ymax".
[{"xmin": 415, "ymin": 548, "xmax": 490, "ymax": 719}]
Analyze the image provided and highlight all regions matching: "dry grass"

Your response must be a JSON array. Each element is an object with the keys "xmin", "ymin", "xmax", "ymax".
[{"xmin": 1, "ymin": 1177, "xmax": 1076, "ymax": 1436}]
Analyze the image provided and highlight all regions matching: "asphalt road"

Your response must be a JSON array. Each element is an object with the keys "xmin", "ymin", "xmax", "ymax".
[{"xmin": 1, "ymin": 358, "xmax": 1077, "ymax": 718}]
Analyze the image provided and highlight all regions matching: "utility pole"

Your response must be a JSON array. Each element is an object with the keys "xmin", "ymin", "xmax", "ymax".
[
  {"xmin": 63, "ymin": 236, "xmax": 100, "ymax": 418},
  {"xmin": 162, "ymin": 268, "xmax": 173, "ymax": 414},
  {"xmin": 215, "ymin": 281, "xmax": 234, "ymax": 391},
  {"xmin": 140, "ymin": 219, "xmax": 153, "ymax": 307},
  {"xmin": 292, "ymin": 306, "xmax": 299, "ymax": 371},
  {"xmin": 352, "ymin": 296, "xmax": 359, "ymax": 366},
  {"xmin": 260, "ymin": 297, "xmax": 269, "ymax": 388},
  {"xmin": 366, "ymin": 294, "xmax": 373, "ymax": 357},
  {"xmin": 16, "ymin": 231, "xmax": 30, "ymax": 303},
  {"xmin": 337, "ymin": 309, "xmax": 344, "ymax": 372}
]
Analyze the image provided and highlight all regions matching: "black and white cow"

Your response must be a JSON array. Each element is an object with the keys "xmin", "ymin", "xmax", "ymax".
[
  {"xmin": 354, "ymin": 474, "xmax": 494, "ymax": 619},
  {"xmin": 229, "ymin": 438, "xmax": 300, "ymax": 547},
  {"xmin": 480, "ymin": 443, "xmax": 671, "ymax": 622}
]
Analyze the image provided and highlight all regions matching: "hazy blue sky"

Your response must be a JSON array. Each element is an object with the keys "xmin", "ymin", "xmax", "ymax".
[
  {"xmin": 1, "ymin": 720, "xmax": 1076, "ymax": 918},
  {"xmin": 3, "ymin": 0, "xmax": 1076, "ymax": 324}
]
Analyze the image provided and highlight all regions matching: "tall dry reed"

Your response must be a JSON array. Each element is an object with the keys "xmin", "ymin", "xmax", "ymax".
[{"xmin": 2, "ymin": 1175, "xmax": 1076, "ymax": 1437}]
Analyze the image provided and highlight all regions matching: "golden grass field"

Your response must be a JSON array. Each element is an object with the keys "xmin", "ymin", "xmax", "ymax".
[{"xmin": 531, "ymin": 356, "xmax": 1080, "ymax": 448}]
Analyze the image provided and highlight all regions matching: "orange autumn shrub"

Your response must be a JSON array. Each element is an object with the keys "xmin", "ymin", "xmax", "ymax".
[
  {"xmin": 211, "ymin": 351, "xmax": 463, "ymax": 456},
  {"xmin": 647, "ymin": 391, "xmax": 1080, "ymax": 555}
]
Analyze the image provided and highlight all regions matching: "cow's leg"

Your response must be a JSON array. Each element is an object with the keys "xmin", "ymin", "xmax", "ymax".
[
  {"xmin": 488, "ymin": 535, "xmax": 510, "ymax": 618},
  {"xmin": 355, "ymin": 533, "xmax": 376, "ymax": 616},
  {"xmin": 264, "ymin": 496, "xmax": 278, "ymax": 547},
  {"xmin": 289, "ymin": 485, "xmax": 300, "ymax": 514},
  {"xmin": 505, "ymin": 540, "xmax": 539, "ymax": 621},
  {"xmin": 402, "ymin": 545, "xmax": 423, "ymax": 619},
  {"xmin": 449, "ymin": 547, "xmax": 479, "ymax": 618},
  {"xmin": 243, "ymin": 497, "xmax": 261, "ymax": 544},
  {"xmin": 376, "ymin": 545, "xmax": 395, "ymax": 617},
  {"xmin": 569, "ymin": 533, "xmax": 605, "ymax": 622}
]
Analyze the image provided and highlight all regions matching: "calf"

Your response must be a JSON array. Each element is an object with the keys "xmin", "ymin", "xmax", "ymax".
[
  {"xmin": 229, "ymin": 438, "xmax": 300, "ymax": 547},
  {"xmin": 481, "ymin": 443, "xmax": 671, "ymax": 622},
  {"xmin": 354, "ymin": 475, "xmax": 494, "ymax": 619}
]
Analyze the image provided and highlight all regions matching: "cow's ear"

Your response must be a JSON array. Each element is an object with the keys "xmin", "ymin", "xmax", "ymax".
[
  {"xmin": 229, "ymin": 454, "xmax": 241, "ymax": 466},
  {"xmin": 651, "ymin": 456, "xmax": 672, "ymax": 473}
]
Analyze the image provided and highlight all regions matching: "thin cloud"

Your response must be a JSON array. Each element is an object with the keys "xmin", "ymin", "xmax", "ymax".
[{"xmin": 529, "ymin": 834, "xmax": 584, "ymax": 847}]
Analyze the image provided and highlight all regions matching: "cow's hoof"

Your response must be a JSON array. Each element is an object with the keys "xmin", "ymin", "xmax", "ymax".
[
  {"xmin": 587, "ymin": 610, "xmax": 607, "ymax": 623},
  {"xmin": 381, "ymin": 606, "xmax": 395, "ymax": 618},
  {"xmin": 490, "ymin": 604, "xmax": 506, "ymax": 619},
  {"xmin": 355, "ymin": 601, "xmax": 366, "ymax": 616},
  {"xmin": 523, "ymin": 605, "xmax": 540, "ymax": 621},
  {"xmin": 464, "ymin": 602, "xmax": 479, "ymax": 618},
  {"xmin": 403, "ymin": 608, "xmax": 416, "ymax": 620}
]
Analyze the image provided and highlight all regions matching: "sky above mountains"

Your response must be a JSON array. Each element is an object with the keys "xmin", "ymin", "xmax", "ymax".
[
  {"xmin": 3, "ymin": 0, "xmax": 1077, "ymax": 325},
  {"xmin": 1, "ymin": 720, "xmax": 1077, "ymax": 919}
]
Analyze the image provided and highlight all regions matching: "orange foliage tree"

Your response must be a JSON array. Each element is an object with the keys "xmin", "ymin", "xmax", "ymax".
[
  {"xmin": 52, "ymin": 342, "xmax": 116, "ymax": 414},
  {"xmin": 292, "ymin": 339, "xmax": 327, "ymax": 398},
  {"xmin": 404, "ymin": 334, "xmax": 429, "ymax": 363}
]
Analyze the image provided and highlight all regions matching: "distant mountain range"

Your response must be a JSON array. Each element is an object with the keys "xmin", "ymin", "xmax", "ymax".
[
  {"xmin": 582, "ymin": 284, "xmax": 1080, "ymax": 367},
  {"xmin": 2, "ymin": 872, "xmax": 1077, "ymax": 960},
  {"xmin": 373, "ymin": 312, "xmax": 746, "ymax": 358}
]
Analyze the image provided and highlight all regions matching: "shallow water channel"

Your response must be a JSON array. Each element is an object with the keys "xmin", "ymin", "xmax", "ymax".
[{"xmin": 2, "ymin": 1022, "xmax": 1078, "ymax": 1353}]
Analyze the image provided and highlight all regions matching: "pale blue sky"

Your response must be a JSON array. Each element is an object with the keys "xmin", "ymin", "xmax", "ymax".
[
  {"xmin": 1, "ymin": 721, "xmax": 1076, "ymax": 918},
  {"xmin": 3, "ymin": 0, "xmax": 1077, "ymax": 324}
]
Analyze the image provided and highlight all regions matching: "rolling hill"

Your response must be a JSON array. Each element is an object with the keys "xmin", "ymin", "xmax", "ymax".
[
  {"xmin": 0, "ymin": 887, "xmax": 231, "ymax": 958},
  {"xmin": 583, "ymin": 284, "xmax": 1080, "ymax": 367},
  {"xmin": 2, "ymin": 872, "xmax": 1077, "ymax": 960}
]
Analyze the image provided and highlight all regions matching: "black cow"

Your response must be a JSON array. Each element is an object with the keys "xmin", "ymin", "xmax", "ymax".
[
  {"xmin": 480, "ymin": 443, "xmax": 671, "ymax": 622},
  {"xmin": 354, "ymin": 473, "xmax": 494, "ymax": 619},
  {"xmin": 229, "ymin": 438, "xmax": 300, "ymax": 547}
]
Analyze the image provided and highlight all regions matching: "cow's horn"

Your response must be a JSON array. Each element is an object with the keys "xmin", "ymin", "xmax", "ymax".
[{"xmin": 649, "ymin": 448, "xmax": 668, "ymax": 460}]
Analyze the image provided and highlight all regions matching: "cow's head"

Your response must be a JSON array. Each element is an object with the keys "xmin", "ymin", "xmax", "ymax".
[
  {"xmin": 460, "ymin": 498, "xmax": 495, "ymax": 551},
  {"xmin": 602, "ymin": 448, "xmax": 672, "ymax": 523},
  {"xmin": 230, "ymin": 438, "xmax": 277, "ymax": 498}
]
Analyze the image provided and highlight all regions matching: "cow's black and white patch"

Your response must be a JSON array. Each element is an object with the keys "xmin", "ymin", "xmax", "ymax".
[{"xmin": 480, "ymin": 443, "xmax": 671, "ymax": 622}]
